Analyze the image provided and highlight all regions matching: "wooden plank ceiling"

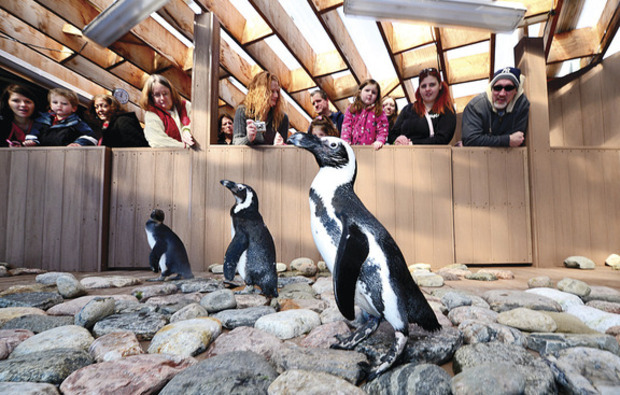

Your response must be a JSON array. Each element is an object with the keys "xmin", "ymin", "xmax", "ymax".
[{"xmin": 0, "ymin": 0, "xmax": 618, "ymax": 132}]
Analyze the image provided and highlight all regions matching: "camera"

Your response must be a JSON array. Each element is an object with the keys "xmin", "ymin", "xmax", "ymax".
[{"xmin": 254, "ymin": 121, "xmax": 266, "ymax": 133}]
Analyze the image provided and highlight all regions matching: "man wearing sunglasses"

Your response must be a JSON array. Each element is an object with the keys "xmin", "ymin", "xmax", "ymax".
[{"xmin": 461, "ymin": 67, "xmax": 530, "ymax": 147}]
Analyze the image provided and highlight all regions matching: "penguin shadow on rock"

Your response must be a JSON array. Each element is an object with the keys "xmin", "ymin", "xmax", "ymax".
[
  {"xmin": 287, "ymin": 132, "xmax": 442, "ymax": 380},
  {"xmin": 144, "ymin": 209, "xmax": 194, "ymax": 281},
  {"xmin": 220, "ymin": 180, "xmax": 279, "ymax": 298}
]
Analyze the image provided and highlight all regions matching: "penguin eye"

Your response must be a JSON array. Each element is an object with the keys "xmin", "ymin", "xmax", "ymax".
[{"xmin": 329, "ymin": 141, "xmax": 338, "ymax": 149}]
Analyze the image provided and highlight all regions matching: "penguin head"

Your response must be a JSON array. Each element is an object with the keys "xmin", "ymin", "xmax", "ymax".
[
  {"xmin": 288, "ymin": 133, "xmax": 356, "ymax": 179},
  {"xmin": 150, "ymin": 209, "xmax": 165, "ymax": 224},
  {"xmin": 220, "ymin": 180, "xmax": 259, "ymax": 212}
]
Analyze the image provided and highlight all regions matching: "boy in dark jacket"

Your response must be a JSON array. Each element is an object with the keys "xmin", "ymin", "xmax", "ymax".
[{"xmin": 24, "ymin": 88, "xmax": 97, "ymax": 147}]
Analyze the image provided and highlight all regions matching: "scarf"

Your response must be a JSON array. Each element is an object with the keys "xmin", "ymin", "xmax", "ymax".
[{"xmin": 149, "ymin": 100, "xmax": 190, "ymax": 142}]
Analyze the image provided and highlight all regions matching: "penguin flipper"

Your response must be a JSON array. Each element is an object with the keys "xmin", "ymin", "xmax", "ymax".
[
  {"xmin": 149, "ymin": 241, "xmax": 167, "ymax": 272},
  {"xmin": 224, "ymin": 231, "xmax": 248, "ymax": 281},
  {"xmin": 334, "ymin": 215, "xmax": 369, "ymax": 320}
]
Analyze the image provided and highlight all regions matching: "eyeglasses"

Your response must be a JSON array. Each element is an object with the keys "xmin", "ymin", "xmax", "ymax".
[
  {"xmin": 492, "ymin": 84, "xmax": 516, "ymax": 92},
  {"xmin": 420, "ymin": 67, "xmax": 439, "ymax": 76}
]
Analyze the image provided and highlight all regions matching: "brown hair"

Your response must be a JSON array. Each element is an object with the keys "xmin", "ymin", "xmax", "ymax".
[
  {"xmin": 242, "ymin": 71, "xmax": 285, "ymax": 131},
  {"xmin": 48, "ymin": 88, "xmax": 78, "ymax": 108},
  {"xmin": 414, "ymin": 68, "xmax": 454, "ymax": 116},
  {"xmin": 381, "ymin": 96, "xmax": 398, "ymax": 126},
  {"xmin": 1, "ymin": 84, "xmax": 39, "ymax": 120},
  {"xmin": 310, "ymin": 115, "xmax": 339, "ymax": 137},
  {"xmin": 139, "ymin": 74, "xmax": 184, "ymax": 111},
  {"xmin": 349, "ymin": 79, "xmax": 383, "ymax": 117},
  {"xmin": 87, "ymin": 94, "xmax": 121, "ymax": 123}
]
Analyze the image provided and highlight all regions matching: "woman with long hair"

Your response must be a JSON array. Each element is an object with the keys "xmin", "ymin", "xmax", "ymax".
[
  {"xmin": 233, "ymin": 71, "xmax": 288, "ymax": 145},
  {"xmin": 382, "ymin": 96, "xmax": 398, "ymax": 133},
  {"xmin": 0, "ymin": 84, "xmax": 39, "ymax": 147},
  {"xmin": 388, "ymin": 68, "xmax": 456, "ymax": 145},
  {"xmin": 87, "ymin": 94, "xmax": 148, "ymax": 147},
  {"xmin": 139, "ymin": 74, "xmax": 195, "ymax": 148},
  {"xmin": 217, "ymin": 114, "xmax": 234, "ymax": 144}
]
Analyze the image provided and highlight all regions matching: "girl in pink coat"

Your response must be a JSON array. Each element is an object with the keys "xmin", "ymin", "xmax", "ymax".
[{"xmin": 341, "ymin": 79, "xmax": 389, "ymax": 150}]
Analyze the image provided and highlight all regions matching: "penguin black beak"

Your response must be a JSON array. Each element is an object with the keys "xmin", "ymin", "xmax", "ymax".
[
  {"xmin": 287, "ymin": 132, "xmax": 322, "ymax": 151},
  {"xmin": 220, "ymin": 179, "xmax": 240, "ymax": 193}
]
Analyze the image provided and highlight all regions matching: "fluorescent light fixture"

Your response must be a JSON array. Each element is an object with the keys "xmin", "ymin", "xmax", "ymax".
[
  {"xmin": 83, "ymin": 0, "xmax": 171, "ymax": 47},
  {"xmin": 343, "ymin": 0, "xmax": 526, "ymax": 32}
]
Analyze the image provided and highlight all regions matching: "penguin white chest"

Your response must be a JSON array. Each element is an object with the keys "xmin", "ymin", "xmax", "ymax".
[
  {"xmin": 146, "ymin": 230, "xmax": 156, "ymax": 249},
  {"xmin": 309, "ymin": 193, "xmax": 340, "ymax": 272}
]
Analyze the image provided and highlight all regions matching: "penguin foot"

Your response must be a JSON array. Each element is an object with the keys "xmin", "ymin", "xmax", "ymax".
[
  {"xmin": 330, "ymin": 315, "xmax": 381, "ymax": 350},
  {"xmin": 367, "ymin": 330, "xmax": 408, "ymax": 380}
]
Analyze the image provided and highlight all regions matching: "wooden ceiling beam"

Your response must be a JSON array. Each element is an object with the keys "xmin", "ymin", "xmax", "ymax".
[
  {"xmin": 439, "ymin": 27, "xmax": 490, "ymax": 51},
  {"xmin": 310, "ymin": 0, "xmax": 343, "ymax": 13},
  {"xmin": 545, "ymin": 0, "xmax": 585, "ymax": 77},
  {"xmin": 591, "ymin": 0, "xmax": 620, "ymax": 64},
  {"xmin": 547, "ymin": 28, "xmax": 599, "ymax": 63},
  {"xmin": 447, "ymin": 52, "xmax": 490, "ymax": 84},
  {"xmin": 218, "ymin": 78, "xmax": 246, "ymax": 109},
  {"xmin": 382, "ymin": 23, "xmax": 434, "ymax": 55},
  {"xmin": 542, "ymin": 0, "xmax": 563, "ymax": 60},
  {"xmin": 398, "ymin": 45, "xmax": 439, "ymax": 80}
]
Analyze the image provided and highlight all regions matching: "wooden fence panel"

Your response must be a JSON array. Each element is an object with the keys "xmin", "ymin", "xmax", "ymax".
[
  {"xmin": 0, "ymin": 151, "xmax": 11, "ymax": 260},
  {"xmin": 453, "ymin": 147, "xmax": 531, "ymax": 264}
]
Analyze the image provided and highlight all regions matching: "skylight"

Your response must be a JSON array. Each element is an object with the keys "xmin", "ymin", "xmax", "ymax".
[{"xmin": 278, "ymin": 0, "xmax": 336, "ymax": 54}]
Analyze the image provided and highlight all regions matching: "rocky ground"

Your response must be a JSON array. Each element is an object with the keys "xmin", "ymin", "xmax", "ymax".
[{"xmin": 0, "ymin": 256, "xmax": 619, "ymax": 394}]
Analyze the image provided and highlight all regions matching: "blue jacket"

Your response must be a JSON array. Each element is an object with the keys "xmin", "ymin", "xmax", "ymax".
[{"xmin": 27, "ymin": 112, "xmax": 97, "ymax": 146}]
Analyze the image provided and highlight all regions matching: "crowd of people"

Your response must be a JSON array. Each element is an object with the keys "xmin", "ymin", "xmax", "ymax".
[{"xmin": 1, "ymin": 66, "xmax": 529, "ymax": 149}]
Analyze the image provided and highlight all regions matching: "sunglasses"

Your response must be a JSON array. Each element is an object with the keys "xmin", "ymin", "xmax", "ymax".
[
  {"xmin": 420, "ymin": 67, "xmax": 439, "ymax": 77},
  {"xmin": 492, "ymin": 84, "xmax": 516, "ymax": 92}
]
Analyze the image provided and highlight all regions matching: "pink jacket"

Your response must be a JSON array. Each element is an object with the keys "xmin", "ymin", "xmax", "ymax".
[{"xmin": 341, "ymin": 106, "xmax": 389, "ymax": 145}]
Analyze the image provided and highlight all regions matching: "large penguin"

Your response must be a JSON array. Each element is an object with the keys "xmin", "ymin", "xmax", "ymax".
[
  {"xmin": 144, "ymin": 209, "xmax": 194, "ymax": 281},
  {"xmin": 220, "ymin": 180, "xmax": 278, "ymax": 298},
  {"xmin": 287, "ymin": 132, "xmax": 441, "ymax": 379}
]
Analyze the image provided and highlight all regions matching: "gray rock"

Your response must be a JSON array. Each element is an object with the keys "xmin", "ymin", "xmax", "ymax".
[
  {"xmin": 412, "ymin": 272, "xmax": 445, "ymax": 287},
  {"xmin": 74, "ymin": 297, "xmax": 115, "ymax": 329},
  {"xmin": 212, "ymin": 306, "xmax": 276, "ymax": 329},
  {"xmin": 159, "ymin": 351, "xmax": 277, "ymax": 395},
  {"xmin": 36, "ymin": 272, "xmax": 69, "ymax": 285},
  {"xmin": 0, "ymin": 349, "xmax": 93, "ymax": 384},
  {"xmin": 364, "ymin": 363, "xmax": 452, "ymax": 394},
  {"xmin": 453, "ymin": 342, "xmax": 556, "ymax": 395},
  {"xmin": 564, "ymin": 255, "xmax": 595, "ymax": 269},
  {"xmin": 319, "ymin": 307, "xmax": 349, "ymax": 324},
  {"xmin": 0, "ymin": 382, "xmax": 60, "ymax": 394},
  {"xmin": 235, "ymin": 294, "xmax": 269, "ymax": 309},
  {"xmin": 9, "ymin": 268, "xmax": 46, "ymax": 276},
  {"xmin": 540, "ymin": 311, "xmax": 600, "ymax": 334},
  {"xmin": 300, "ymin": 321, "xmax": 351, "ymax": 349},
  {"xmin": 276, "ymin": 262, "xmax": 288, "ymax": 272},
  {"xmin": 290, "ymin": 257, "xmax": 318, "ymax": 277},
  {"xmin": 170, "ymin": 303, "xmax": 208, "ymax": 323},
  {"xmin": 311, "ymin": 276, "xmax": 333, "ymax": 295},
  {"xmin": 355, "ymin": 323, "xmax": 462, "ymax": 367},
  {"xmin": 0, "ymin": 328, "xmax": 34, "ymax": 359},
  {"xmin": 459, "ymin": 320, "xmax": 528, "ymax": 346},
  {"xmin": 92, "ymin": 311, "xmax": 169, "ymax": 340},
  {"xmin": 497, "ymin": 307, "xmax": 558, "ymax": 332},
  {"xmin": 528, "ymin": 332, "xmax": 620, "ymax": 355},
  {"xmin": 255, "ymin": 309, "xmax": 321, "ymax": 340},
  {"xmin": 277, "ymin": 282, "xmax": 316, "ymax": 300},
  {"xmin": 80, "ymin": 275, "xmax": 143, "ymax": 289},
  {"xmin": 564, "ymin": 304, "xmax": 620, "ymax": 333},
  {"xmin": 557, "ymin": 277, "xmax": 591, "ymax": 297},
  {"xmin": 586, "ymin": 300, "xmax": 620, "ymax": 314},
  {"xmin": 528, "ymin": 276, "xmax": 553, "ymax": 288},
  {"xmin": 145, "ymin": 292, "xmax": 202, "ymax": 314},
  {"xmin": 0, "ymin": 292, "xmax": 64, "ymax": 310},
  {"xmin": 605, "ymin": 253, "xmax": 620, "ymax": 268},
  {"xmin": 209, "ymin": 264, "xmax": 223, "ymax": 274},
  {"xmin": 56, "ymin": 274, "xmax": 87, "ymax": 298},
  {"xmin": 525, "ymin": 287, "xmax": 584, "ymax": 311},
  {"xmin": 88, "ymin": 331, "xmax": 144, "ymax": 362},
  {"xmin": 0, "ymin": 307, "xmax": 46, "ymax": 326},
  {"xmin": 178, "ymin": 278, "xmax": 223, "ymax": 293},
  {"xmin": 277, "ymin": 276, "xmax": 313, "ymax": 288},
  {"xmin": 272, "ymin": 345, "xmax": 368, "ymax": 384},
  {"xmin": 448, "ymin": 306, "xmax": 498, "ymax": 326},
  {"xmin": 465, "ymin": 272, "xmax": 497, "ymax": 281},
  {"xmin": 269, "ymin": 369, "xmax": 365, "ymax": 395},
  {"xmin": 441, "ymin": 291, "xmax": 473, "ymax": 311},
  {"xmin": 148, "ymin": 317, "xmax": 222, "ymax": 357},
  {"xmin": 10, "ymin": 325, "xmax": 94, "ymax": 357},
  {"xmin": 583, "ymin": 285, "xmax": 620, "ymax": 303},
  {"xmin": 483, "ymin": 290, "xmax": 562, "ymax": 313},
  {"xmin": 113, "ymin": 299, "xmax": 152, "ymax": 314},
  {"xmin": 0, "ymin": 283, "xmax": 57, "ymax": 296},
  {"xmin": 451, "ymin": 362, "xmax": 526, "ymax": 395},
  {"xmin": 131, "ymin": 283, "xmax": 179, "ymax": 302},
  {"xmin": 199, "ymin": 289, "xmax": 237, "ymax": 313},
  {"xmin": 477, "ymin": 269, "xmax": 515, "ymax": 280},
  {"xmin": 0, "ymin": 266, "xmax": 8, "ymax": 277},
  {"xmin": 46, "ymin": 295, "xmax": 138, "ymax": 316},
  {"xmin": 546, "ymin": 347, "xmax": 620, "ymax": 394},
  {"xmin": 205, "ymin": 326, "xmax": 282, "ymax": 360},
  {"xmin": 0, "ymin": 314, "xmax": 74, "ymax": 333},
  {"xmin": 60, "ymin": 353, "xmax": 195, "ymax": 394}
]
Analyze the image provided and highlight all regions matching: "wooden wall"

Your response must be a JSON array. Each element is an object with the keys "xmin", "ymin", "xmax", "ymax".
[
  {"xmin": 548, "ymin": 51, "xmax": 620, "ymax": 147},
  {"xmin": 0, "ymin": 147, "xmax": 109, "ymax": 271}
]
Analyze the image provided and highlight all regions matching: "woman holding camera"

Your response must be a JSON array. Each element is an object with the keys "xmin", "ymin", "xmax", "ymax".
[{"xmin": 233, "ymin": 71, "xmax": 289, "ymax": 145}]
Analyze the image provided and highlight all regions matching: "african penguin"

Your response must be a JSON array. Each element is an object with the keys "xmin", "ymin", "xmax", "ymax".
[
  {"xmin": 287, "ymin": 132, "xmax": 441, "ymax": 379},
  {"xmin": 144, "ymin": 209, "xmax": 194, "ymax": 281},
  {"xmin": 220, "ymin": 180, "xmax": 278, "ymax": 298}
]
